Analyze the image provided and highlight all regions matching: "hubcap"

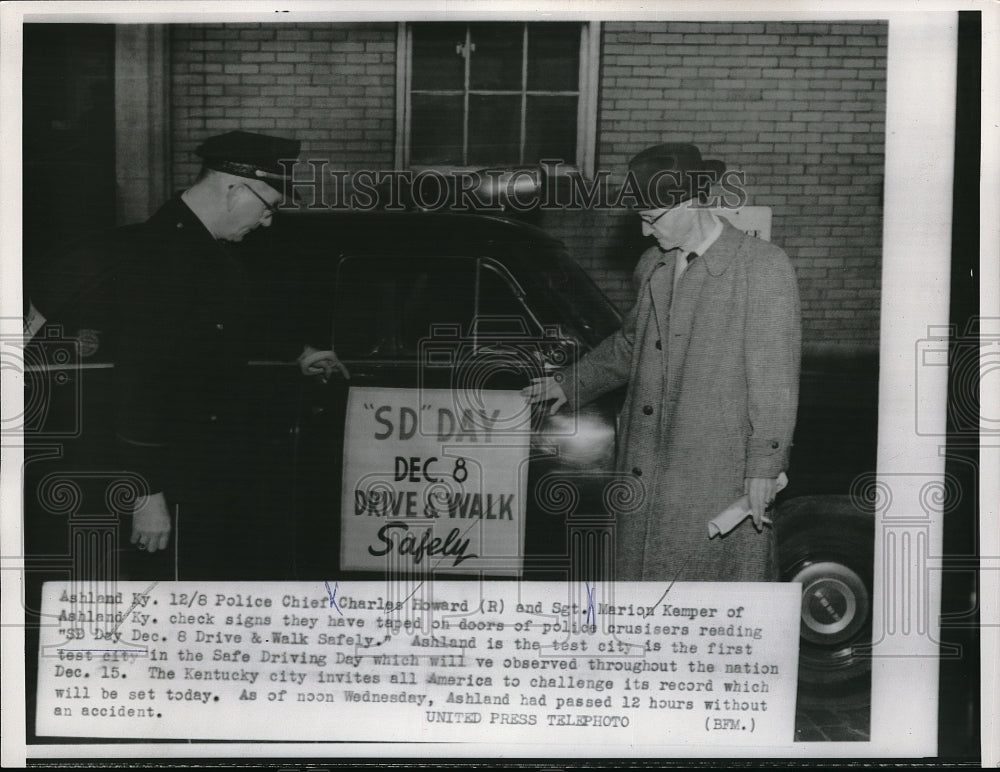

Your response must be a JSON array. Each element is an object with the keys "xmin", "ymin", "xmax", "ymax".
[{"xmin": 793, "ymin": 561, "xmax": 869, "ymax": 647}]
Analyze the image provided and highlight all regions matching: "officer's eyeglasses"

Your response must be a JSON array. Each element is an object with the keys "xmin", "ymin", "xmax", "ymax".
[{"xmin": 242, "ymin": 184, "xmax": 281, "ymax": 219}]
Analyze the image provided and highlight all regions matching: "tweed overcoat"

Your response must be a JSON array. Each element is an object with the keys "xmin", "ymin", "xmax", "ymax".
[{"xmin": 562, "ymin": 220, "xmax": 801, "ymax": 581}]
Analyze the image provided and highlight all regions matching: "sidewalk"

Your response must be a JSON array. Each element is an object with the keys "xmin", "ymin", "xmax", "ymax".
[{"xmin": 795, "ymin": 703, "xmax": 871, "ymax": 742}]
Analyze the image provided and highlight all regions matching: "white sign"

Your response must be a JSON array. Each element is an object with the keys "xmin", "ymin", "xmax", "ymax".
[
  {"xmin": 340, "ymin": 387, "xmax": 532, "ymax": 574},
  {"xmin": 712, "ymin": 205, "xmax": 773, "ymax": 242}
]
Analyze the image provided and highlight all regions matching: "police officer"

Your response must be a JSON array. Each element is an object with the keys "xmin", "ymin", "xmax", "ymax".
[{"xmin": 32, "ymin": 131, "xmax": 348, "ymax": 578}]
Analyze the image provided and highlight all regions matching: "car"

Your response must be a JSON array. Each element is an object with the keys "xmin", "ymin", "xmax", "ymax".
[
  {"xmin": 21, "ymin": 207, "xmax": 878, "ymax": 706},
  {"xmin": 775, "ymin": 352, "xmax": 878, "ymax": 707},
  {"xmin": 241, "ymin": 210, "xmax": 629, "ymax": 581}
]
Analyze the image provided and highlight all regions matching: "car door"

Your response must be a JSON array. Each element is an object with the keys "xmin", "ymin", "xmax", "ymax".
[{"xmin": 290, "ymin": 251, "xmax": 598, "ymax": 579}]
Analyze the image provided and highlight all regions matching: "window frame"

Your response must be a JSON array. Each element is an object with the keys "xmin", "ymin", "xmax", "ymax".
[{"xmin": 395, "ymin": 21, "xmax": 600, "ymax": 177}]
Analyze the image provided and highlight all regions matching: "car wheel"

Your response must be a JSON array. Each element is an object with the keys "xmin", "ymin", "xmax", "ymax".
[{"xmin": 774, "ymin": 495, "xmax": 874, "ymax": 708}]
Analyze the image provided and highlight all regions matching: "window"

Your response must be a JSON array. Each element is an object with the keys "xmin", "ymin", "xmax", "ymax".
[
  {"xmin": 332, "ymin": 255, "xmax": 544, "ymax": 362},
  {"xmin": 334, "ymin": 256, "xmax": 476, "ymax": 360},
  {"xmin": 397, "ymin": 22, "xmax": 599, "ymax": 175}
]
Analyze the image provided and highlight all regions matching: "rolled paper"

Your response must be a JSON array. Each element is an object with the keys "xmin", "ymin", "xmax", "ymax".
[{"xmin": 707, "ymin": 472, "xmax": 788, "ymax": 538}]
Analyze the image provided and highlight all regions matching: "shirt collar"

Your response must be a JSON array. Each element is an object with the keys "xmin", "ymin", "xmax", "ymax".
[{"xmin": 686, "ymin": 212, "xmax": 723, "ymax": 259}]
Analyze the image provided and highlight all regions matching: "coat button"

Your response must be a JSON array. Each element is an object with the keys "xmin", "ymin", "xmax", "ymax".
[
  {"xmin": 632, "ymin": 467, "xmax": 642, "ymax": 476},
  {"xmin": 215, "ymin": 323, "xmax": 224, "ymax": 331},
  {"xmin": 209, "ymin": 414, "xmax": 218, "ymax": 422},
  {"xmin": 643, "ymin": 405, "xmax": 654, "ymax": 415},
  {"xmin": 176, "ymin": 222, "xmax": 183, "ymax": 228},
  {"xmin": 655, "ymin": 340, "xmax": 662, "ymax": 350},
  {"xmin": 771, "ymin": 440, "xmax": 780, "ymax": 449}
]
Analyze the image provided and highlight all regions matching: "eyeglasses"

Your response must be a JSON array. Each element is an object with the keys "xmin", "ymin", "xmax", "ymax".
[
  {"xmin": 242, "ymin": 184, "xmax": 281, "ymax": 218},
  {"xmin": 639, "ymin": 197, "xmax": 695, "ymax": 225},
  {"xmin": 639, "ymin": 208, "xmax": 671, "ymax": 226}
]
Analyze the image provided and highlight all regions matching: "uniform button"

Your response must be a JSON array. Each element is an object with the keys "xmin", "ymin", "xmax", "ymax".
[
  {"xmin": 655, "ymin": 340, "xmax": 662, "ymax": 350},
  {"xmin": 209, "ymin": 414, "xmax": 218, "ymax": 422},
  {"xmin": 176, "ymin": 222, "xmax": 183, "ymax": 229},
  {"xmin": 643, "ymin": 405, "xmax": 654, "ymax": 415},
  {"xmin": 632, "ymin": 467, "xmax": 642, "ymax": 477},
  {"xmin": 215, "ymin": 323, "xmax": 224, "ymax": 331},
  {"xmin": 771, "ymin": 440, "xmax": 780, "ymax": 449}
]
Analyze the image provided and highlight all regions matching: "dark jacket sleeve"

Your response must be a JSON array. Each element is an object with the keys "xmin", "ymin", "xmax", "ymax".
[{"xmin": 112, "ymin": 230, "xmax": 176, "ymax": 495}]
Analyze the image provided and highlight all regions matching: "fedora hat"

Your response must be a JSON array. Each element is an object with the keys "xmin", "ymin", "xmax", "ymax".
[{"xmin": 627, "ymin": 143, "xmax": 726, "ymax": 210}]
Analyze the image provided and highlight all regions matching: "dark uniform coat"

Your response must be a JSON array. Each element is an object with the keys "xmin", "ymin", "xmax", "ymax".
[
  {"xmin": 32, "ymin": 196, "xmax": 273, "ymax": 578},
  {"xmin": 562, "ymin": 220, "xmax": 801, "ymax": 581},
  {"xmin": 113, "ymin": 197, "xmax": 270, "ymax": 577},
  {"xmin": 113, "ymin": 198, "xmax": 251, "ymax": 490}
]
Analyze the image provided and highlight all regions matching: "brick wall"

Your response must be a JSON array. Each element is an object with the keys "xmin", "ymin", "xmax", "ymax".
[
  {"xmin": 542, "ymin": 20, "xmax": 887, "ymax": 354},
  {"xmin": 170, "ymin": 23, "xmax": 396, "ymax": 191},
  {"xmin": 168, "ymin": 20, "xmax": 886, "ymax": 354}
]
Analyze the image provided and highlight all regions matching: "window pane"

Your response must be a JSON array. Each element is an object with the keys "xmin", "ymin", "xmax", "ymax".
[
  {"xmin": 410, "ymin": 94, "xmax": 464, "ymax": 165},
  {"xmin": 527, "ymin": 23, "xmax": 580, "ymax": 91},
  {"xmin": 469, "ymin": 23, "xmax": 523, "ymax": 91},
  {"xmin": 411, "ymin": 23, "xmax": 466, "ymax": 91},
  {"xmin": 468, "ymin": 94, "xmax": 521, "ymax": 166},
  {"xmin": 334, "ymin": 258, "xmax": 393, "ymax": 359},
  {"xmin": 476, "ymin": 264, "xmax": 538, "ymax": 336},
  {"xmin": 396, "ymin": 262, "xmax": 475, "ymax": 354},
  {"xmin": 524, "ymin": 95, "xmax": 577, "ymax": 163}
]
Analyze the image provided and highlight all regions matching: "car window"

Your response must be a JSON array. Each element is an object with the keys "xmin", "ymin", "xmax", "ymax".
[
  {"xmin": 525, "ymin": 248, "xmax": 622, "ymax": 347},
  {"xmin": 472, "ymin": 260, "xmax": 542, "ymax": 339},
  {"xmin": 333, "ymin": 255, "xmax": 476, "ymax": 360},
  {"xmin": 333, "ymin": 255, "xmax": 548, "ymax": 362}
]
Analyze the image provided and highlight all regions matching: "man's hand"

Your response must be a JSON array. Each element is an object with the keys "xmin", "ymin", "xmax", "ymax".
[
  {"xmin": 521, "ymin": 375, "xmax": 568, "ymax": 415},
  {"xmin": 744, "ymin": 477, "xmax": 778, "ymax": 531},
  {"xmin": 131, "ymin": 492, "xmax": 171, "ymax": 552},
  {"xmin": 298, "ymin": 345, "xmax": 350, "ymax": 382}
]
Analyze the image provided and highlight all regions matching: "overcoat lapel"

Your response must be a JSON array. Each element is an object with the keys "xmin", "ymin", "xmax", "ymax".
[
  {"xmin": 663, "ymin": 260, "xmax": 705, "ymax": 411},
  {"xmin": 645, "ymin": 257, "xmax": 675, "ymax": 379}
]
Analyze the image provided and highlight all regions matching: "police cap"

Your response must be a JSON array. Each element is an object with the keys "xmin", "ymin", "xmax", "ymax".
[{"xmin": 195, "ymin": 130, "xmax": 301, "ymax": 194}]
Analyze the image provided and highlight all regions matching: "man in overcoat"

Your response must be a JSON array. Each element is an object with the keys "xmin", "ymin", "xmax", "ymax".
[{"xmin": 525, "ymin": 143, "xmax": 801, "ymax": 582}]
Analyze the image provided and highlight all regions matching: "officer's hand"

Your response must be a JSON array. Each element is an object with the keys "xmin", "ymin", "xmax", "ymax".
[
  {"xmin": 744, "ymin": 477, "xmax": 778, "ymax": 532},
  {"xmin": 521, "ymin": 375, "xmax": 568, "ymax": 415},
  {"xmin": 131, "ymin": 492, "xmax": 171, "ymax": 553},
  {"xmin": 298, "ymin": 346, "xmax": 350, "ymax": 382}
]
